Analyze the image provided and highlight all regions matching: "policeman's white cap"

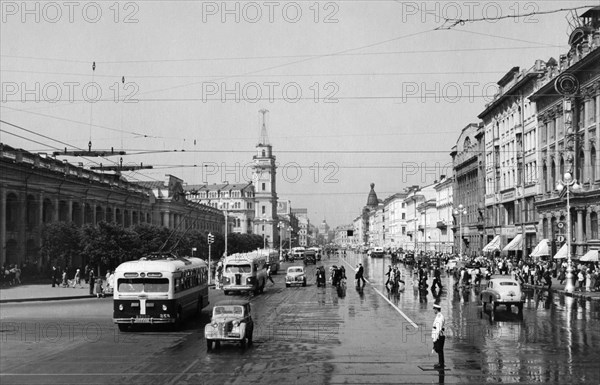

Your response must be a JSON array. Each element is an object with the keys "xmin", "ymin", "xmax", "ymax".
[{"xmin": 433, "ymin": 304, "xmax": 441, "ymax": 310}]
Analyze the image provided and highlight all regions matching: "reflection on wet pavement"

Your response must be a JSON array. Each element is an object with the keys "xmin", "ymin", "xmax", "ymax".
[{"xmin": 339, "ymin": 252, "xmax": 600, "ymax": 384}]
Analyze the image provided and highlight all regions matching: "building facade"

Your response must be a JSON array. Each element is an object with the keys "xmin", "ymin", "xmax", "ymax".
[
  {"xmin": 479, "ymin": 62, "xmax": 543, "ymax": 258},
  {"xmin": 185, "ymin": 182, "xmax": 254, "ymax": 234},
  {"xmin": 451, "ymin": 123, "xmax": 485, "ymax": 256},
  {"xmin": 383, "ymin": 192, "xmax": 408, "ymax": 249},
  {"xmin": 0, "ymin": 144, "xmax": 224, "ymax": 268},
  {"xmin": 434, "ymin": 176, "xmax": 454, "ymax": 253},
  {"xmin": 532, "ymin": 8, "xmax": 600, "ymax": 257}
]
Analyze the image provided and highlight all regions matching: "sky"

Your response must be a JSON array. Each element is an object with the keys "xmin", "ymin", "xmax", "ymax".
[{"xmin": 1, "ymin": 0, "xmax": 598, "ymax": 227}]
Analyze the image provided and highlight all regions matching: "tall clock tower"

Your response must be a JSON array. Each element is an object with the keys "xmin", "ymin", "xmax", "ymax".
[{"xmin": 252, "ymin": 109, "xmax": 278, "ymax": 248}]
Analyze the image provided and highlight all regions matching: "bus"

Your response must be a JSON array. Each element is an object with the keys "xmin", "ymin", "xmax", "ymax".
[
  {"xmin": 113, "ymin": 253, "xmax": 209, "ymax": 331},
  {"xmin": 222, "ymin": 252, "xmax": 267, "ymax": 295},
  {"xmin": 259, "ymin": 248, "xmax": 280, "ymax": 274}
]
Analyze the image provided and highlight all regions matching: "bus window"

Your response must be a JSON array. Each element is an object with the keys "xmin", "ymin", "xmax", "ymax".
[
  {"xmin": 226, "ymin": 264, "xmax": 251, "ymax": 273},
  {"xmin": 118, "ymin": 278, "xmax": 169, "ymax": 293}
]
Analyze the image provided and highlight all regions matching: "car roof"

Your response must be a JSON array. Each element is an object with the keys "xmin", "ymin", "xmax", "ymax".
[
  {"xmin": 214, "ymin": 300, "xmax": 250, "ymax": 307},
  {"xmin": 287, "ymin": 266, "xmax": 304, "ymax": 270},
  {"xmin": 488, "ymin": 275, "xmax": 518, "ymax": 282}
]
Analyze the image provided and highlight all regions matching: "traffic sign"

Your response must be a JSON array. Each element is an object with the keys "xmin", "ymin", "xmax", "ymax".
[{"xmin": 556, "ymin": 235, "xmax": 565, "ymax": 243}]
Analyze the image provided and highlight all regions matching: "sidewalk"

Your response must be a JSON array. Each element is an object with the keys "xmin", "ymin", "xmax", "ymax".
[
  {"xmin": 0, "ymin": 283, "xmax": 95, "ymax": 303},
  {"xmin": 520, "ymin": 275, "xmax": 600, "ymax": 302}
]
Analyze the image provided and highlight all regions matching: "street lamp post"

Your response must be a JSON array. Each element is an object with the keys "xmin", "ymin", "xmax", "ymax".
[
  {"xmin": 556, "ymin": 171, "xmax": 580, "ymax": 293},
  {"xmin": 277, "ymin": 222, "xmax": 285, "ymax": 261},
  {"xmin": 218, "ymin": 201, "xmax": 229, "ymax": 258},
  {"xmin": 454, "ymin": 204, "xmax": 467, "ymax": 257}
]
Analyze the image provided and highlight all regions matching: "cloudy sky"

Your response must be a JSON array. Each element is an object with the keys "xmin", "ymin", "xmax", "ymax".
[{"xmin": 1, "ymin": 0, "xmax": 597, "ymax": 227}]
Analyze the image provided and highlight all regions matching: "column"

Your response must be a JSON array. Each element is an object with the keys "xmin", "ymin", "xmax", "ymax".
[
  {"xmin": 18, "ymin": 191, "xmax": 27, "ymax": 266},
  {"xmin": 67, "ymin": 199, "xmax": 72, "ymax": 223},
  {"xmin": 576, "ymin": 209, "xmax": 584, "ymax": 257},
  {"xmin": 91, "ymin": 202, "xmax": 97, "ymax": 225},
  {"xmin": 53, "ymin": 197, "xmax": 60, "ymax": 222},
  {"xmin": 162, "ymin": 211, "xmax": 170, "ymax": 228}
]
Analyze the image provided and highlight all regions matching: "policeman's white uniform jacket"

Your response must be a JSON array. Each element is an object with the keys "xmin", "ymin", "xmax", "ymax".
[{"xmin": 431, "ymin": 311, "xmax": 446, "ymax": 342}]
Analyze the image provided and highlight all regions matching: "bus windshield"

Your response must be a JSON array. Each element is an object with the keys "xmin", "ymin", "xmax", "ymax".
[
  {"xmin": 226, "ymin": 264, "xmax": 252, "ymax": 273},
  {"xmin": 118, "ymin": 278, "xmax": 170, "ymax": 293}
]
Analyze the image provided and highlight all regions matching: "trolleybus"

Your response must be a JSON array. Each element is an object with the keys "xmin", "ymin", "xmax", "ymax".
[{"xmin": 113, "ymin": 252, "xmax": 209, "ymax": 331}]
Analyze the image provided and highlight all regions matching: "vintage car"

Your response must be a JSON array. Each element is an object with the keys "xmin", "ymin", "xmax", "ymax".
[
  {"xmin": 480, "ymin": 275, "xmax": 525, "ymax": 315},
  {"xmin": 304, "ymin": 250, "xmax": 317, "ymax": 265},
  {"xmin": 286, "ymin": 266, "xmax": 307, "ymax": 287},
  {"xmin": 205, "ymin": 300, "xmax": 254, "ymax": 350}
]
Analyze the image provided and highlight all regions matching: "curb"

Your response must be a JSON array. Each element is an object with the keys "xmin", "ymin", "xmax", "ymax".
[{"xmin": 0, "ymin": 294, "xmax": 96, "ymax": 304}]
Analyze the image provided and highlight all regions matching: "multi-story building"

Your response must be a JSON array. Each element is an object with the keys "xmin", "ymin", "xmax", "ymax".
[
  {"xmin": 479, "ymin": 62, "xmax": 543, "ymax": 258},
  {"xmin": 0, "ymin": 144, "xmax": 224, "ymax": 268},
  {"xmin": 333, "ymin": 225, "xmax": 353, "ymax": 248},
  {"xmin": 451, "ymin": 123, "xmax": 486, "ymax": 256},
  {"xmin": 383, "ymin": 192, "xmax": 408, "ymax": 249},
  {"xmin": 291, "ymin": 208, "xmax": 309, "ymax": 247},
  {"xmin": 434, "ymin": 176, "xmax": 454, "ymax": 253},
  {"xmin": 185, "ymin": 182, "xmax": 254, "ymax": 234},
  {"xmin": 368, "ymin": 205, "xmax": 384, "ymax": 247},
  {"xmin": 531, "ymin": 8, "xmax": 600, "ymax": 257},
  {"xmin": 404, "ymin": 184, "xmax": 436, "ymax": 252}
]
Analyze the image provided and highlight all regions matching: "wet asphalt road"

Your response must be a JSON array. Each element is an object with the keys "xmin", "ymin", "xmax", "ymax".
[{"xmin": 1, "ymin": 251, "xmax": 599, "ymax": 384}]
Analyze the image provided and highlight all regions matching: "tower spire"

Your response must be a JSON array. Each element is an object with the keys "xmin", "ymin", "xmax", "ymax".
[{"xmin": 259, "ymin": 109, "xmax": 270, "ymax": 145}]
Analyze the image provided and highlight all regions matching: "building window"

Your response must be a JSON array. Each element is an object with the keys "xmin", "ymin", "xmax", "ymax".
[
  {"xmin": 262, "ymin": 183, "xmax": 266, "ymax": 191},
  {"xmin": 401, "ymin": 213, "xmax": 405, "ymax": 220},
  {"xmin": 262, "ymin": 206, "xmax": 266, "ymax": 214},
  {"xmin": 591, "ymin": 212, "xmax": 598, "ymax": 239}
]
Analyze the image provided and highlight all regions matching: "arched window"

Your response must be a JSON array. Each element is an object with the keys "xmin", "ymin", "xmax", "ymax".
[
  {"xmin": 550, "ymin": 161, "xmax": 556, "ymax": 193},
  {"xmin": 542, "ymin": 162, "xmax": 547, "ymax": 193},
  {"xmin": 577, "ymin": 149, "xmax": 585, "ymax": 182},
  {"xmin": 463, "ymin": 137, "xmax": 471, "ymax": 149}
]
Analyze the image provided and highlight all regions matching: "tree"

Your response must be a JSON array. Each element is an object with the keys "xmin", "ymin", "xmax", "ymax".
[
  {"xmin": 79, "ymin": 221, "xmax": 138, "ymax": 274},
  {"xmin": 40, "ymin": 222, "xmax": 81, "ymax": 270}
]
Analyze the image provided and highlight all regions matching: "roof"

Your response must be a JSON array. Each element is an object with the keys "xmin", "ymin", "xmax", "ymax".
[
  {"xmin": 366, "ymin": 183, "xmax": 379, "ymax": 208},
  {"xmin": 214, "ymin": 299, "xmax": 250, "ymax": 306},
  {"xmin": 185, "ymin": 182, "xmax": 253, "ymax": 192}
]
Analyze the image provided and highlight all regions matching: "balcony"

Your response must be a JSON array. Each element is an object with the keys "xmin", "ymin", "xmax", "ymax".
[{"xmin": 436, "ymin": 221, "xmax": 447, "ymax": 229}]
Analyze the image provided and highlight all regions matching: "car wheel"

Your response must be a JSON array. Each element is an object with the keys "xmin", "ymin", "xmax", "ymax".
[
  {"xmin": 117, "ymin": 324, "xmax": 129, "ymax": 332},
  {"xmin": 516, "ymin": 303, "xmax": 523, "ymax": 316},
  {"xmin": 286, "ymin": 283, "xmax": 290, "ymax": 287},
  {"xmin": 223, "ymin": 290, "xmax": 229, "ymax": 296},
  {"xmin": 302, "ymin": 279, "xmax": 306, "ymax": 287},
  {"xmin": 206, "ymin": 339, "xmax": 213, "ymax": 351},
  {"xmin": 240, "ymin": 338, "xmax": 246, "ymax": 349},
  {"xmin": 247, "ymin": 331, "xmax": 253, "ymax": 346}
]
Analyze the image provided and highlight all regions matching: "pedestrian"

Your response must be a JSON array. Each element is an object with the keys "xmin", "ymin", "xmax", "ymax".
[
  {"xmin": 51, "ymin": 266, "xmax": 58, "ymax": 287},
  {"xmin": 355, "ymin": 263, "xmax": 366, "ymax": 288},
  {"xmin": 577, "ymin": 269, "xmax": 585, "ymax": 291},
  {"xmin": 432, "ymin": 267, "xmax": 443, "ymax": 290},
  {"xmin": 95, "ymin": 278, "xmax": 104, "ymax": 298},
  {"xmin": 61, "ymin": 270, "xmax": 68, "ymax": 287},
  {"xmin": 431, "ymin": 303, "xmax": 446, "ymax": 369},
  {"xmin": 267, "ymin": 265, "xmax": 275, "ymax": 285},
  {"xmin": 385, "ymin": 265, "xmax": 392, "ymax": 286},
  {"xmin": 89, "ymin": 268, "xmax": 96, "ymax": 295},
  {"xmin": 72, "ymin": 269, "xmax": 82, "ymax": 288}
]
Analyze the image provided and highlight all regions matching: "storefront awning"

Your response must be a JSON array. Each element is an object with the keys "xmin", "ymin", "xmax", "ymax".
[
  {"xmin": 530, "ymin": 239, "xmax": 550, "ymax": 257},
  {"xmin": 482, "ymin": 235, "xmax": 501, "ymax": 252},
  {"xmin": 502, "ymin": 234, "xmax": 523, "ymax": 251},
  {"xmin": 553, "ymin": 244, "xmax": 568, "ymax": 259},
  {"xmin": 580, "ymin": 249, "xmax": 599, "ymax": 262}
]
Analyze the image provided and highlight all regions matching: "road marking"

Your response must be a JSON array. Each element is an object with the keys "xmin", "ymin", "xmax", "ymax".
[
  {"xmin": 340, "ymin": 257, "xmax": 418, "ymax": 329},
  {"xmin": 372, "ymin": 287, "xmax": 418, "ymax": 329}
]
